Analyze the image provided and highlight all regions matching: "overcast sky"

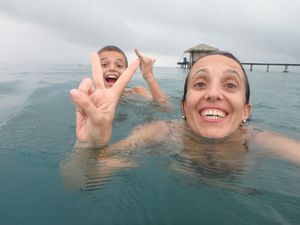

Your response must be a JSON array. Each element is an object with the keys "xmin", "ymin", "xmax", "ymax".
[{"xmin": 0, "ymin": 0, "xmax": 299, "ymax": 66}]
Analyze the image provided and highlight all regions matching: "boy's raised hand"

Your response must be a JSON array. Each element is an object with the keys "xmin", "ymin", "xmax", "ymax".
[{"xmin": 70, "ymin": 53, "xmax": 139, "ymax": 147}]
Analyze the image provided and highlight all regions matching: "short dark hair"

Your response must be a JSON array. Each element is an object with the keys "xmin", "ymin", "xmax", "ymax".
[
  {"xmin": 182, "ymin": 51, "xmax": 250, "ymax": 104},
  {"xmin": 97, "ymin": 45, "xmax": 128, "ymax": 67}
]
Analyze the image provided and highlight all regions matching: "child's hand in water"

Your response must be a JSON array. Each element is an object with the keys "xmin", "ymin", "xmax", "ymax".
[{"xmin": 70, "ymin": 53, "xmax": 139, "ymax": 147}]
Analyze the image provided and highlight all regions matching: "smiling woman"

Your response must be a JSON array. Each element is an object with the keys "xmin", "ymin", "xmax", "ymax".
[{"xmin": 181, "ymin": 51, "xmax": 251, "ymax": 139}]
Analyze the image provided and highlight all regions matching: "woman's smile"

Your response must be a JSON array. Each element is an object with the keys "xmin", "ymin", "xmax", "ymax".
[{"xmin": 199, "ymin": 107, "xmax": 227, "ymax": 122}]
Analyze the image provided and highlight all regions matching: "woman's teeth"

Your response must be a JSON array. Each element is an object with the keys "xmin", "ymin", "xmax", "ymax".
[{"xmin": 201, "ymin": 109, "xmax": 226, "ymax": 118}]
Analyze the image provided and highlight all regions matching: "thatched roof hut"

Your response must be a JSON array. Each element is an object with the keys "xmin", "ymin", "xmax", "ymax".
[{"xmin": 185, "ymin": 44, "xmax": 219, "ymax": 67}]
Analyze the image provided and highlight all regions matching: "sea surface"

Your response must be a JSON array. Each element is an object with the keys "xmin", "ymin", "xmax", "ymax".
[{"xmin": 0, "ymin": 63, "xmax": 300, "ymax": 225}]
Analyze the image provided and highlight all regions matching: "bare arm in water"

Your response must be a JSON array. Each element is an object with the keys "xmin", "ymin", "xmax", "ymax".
[
  {"xmin": 98, "ymin": 120, "xmax": 171, "ymax": 157},
  {"xmin": 250, "ymin": 129, "xmax": 300, "ymax": 165},
  {"xmin": 102, "ymin": 123, "xmax": 300, "ymax": 166}
]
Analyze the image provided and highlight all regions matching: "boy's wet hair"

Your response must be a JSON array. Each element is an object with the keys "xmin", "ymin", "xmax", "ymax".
[
  {"xmin": 182, "ymin": 51, "xmax": 250, "ymax": 104},
  {"xmin": 97, "ymin": 45, "xmax": 128, "ymax": 67}
]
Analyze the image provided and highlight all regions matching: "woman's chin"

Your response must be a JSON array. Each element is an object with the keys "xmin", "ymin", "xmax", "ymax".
[
  {"xmin": 194, "ymin": 128, "xmax": 230, "ymax": 140},
  {"xmin": 202, "ymin": 133, "xmax": 226, "ymax": 139}
]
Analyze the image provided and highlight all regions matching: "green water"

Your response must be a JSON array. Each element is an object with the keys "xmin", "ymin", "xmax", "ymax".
[{"xmin": 0, "ymin": 64, "xmax": 299, "ymax": 225}]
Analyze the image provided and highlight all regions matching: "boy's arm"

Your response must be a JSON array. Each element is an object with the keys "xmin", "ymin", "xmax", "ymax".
[{"xmin": 135, "ymin": 49, "xmax": 174, "ymax": 112}]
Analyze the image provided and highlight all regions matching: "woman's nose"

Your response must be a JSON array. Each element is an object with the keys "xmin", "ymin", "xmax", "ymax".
[{"xmin": 204, "ymin": 86, "xmax": 223, "ymax": 101}]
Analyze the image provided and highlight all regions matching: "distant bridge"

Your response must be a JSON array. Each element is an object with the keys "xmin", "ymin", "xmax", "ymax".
[
  {"xmin": 241, "ymin": 63, "xmax": 300, "ymax": 72},
  {"xmin": 178, "ymin": 61, "xmax": 300, "ymax": 72}
]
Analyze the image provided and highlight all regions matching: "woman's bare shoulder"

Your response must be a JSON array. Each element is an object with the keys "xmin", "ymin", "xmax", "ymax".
[{"xmin": 245, "ymin": 125, "xmax": 300, "ymax": 165}]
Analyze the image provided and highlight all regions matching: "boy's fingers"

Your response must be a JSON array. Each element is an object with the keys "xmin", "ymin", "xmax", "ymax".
[
  {"xmin": 112, "ymin": 59, "xmax": 139, "ymax": 95},
  {"xmin": 134, "ymin": 49, "xmax": 143, "ymax": 59},
  {"xmin": 91, "ymin": 53, "xmax": 104, "ymax": 89},
  {"xmin": 78, "ymin": 78, "xmax": 94, "ymax": 95},
  {"xmin": 70, "ymin": 89, "xmax": 96, "ymax": 117}
]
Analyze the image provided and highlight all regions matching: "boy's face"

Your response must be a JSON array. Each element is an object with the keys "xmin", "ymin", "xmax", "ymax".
[{"xmin": 98, "ymin": 51, "xmax": 127, "ymax": 88}]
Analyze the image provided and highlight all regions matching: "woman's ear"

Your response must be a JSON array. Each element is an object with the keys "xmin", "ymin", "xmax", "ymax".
[
  {"xmin": 242, "ymin": 104, "xmax": 252, "ymax": 121},
  {"xmin": 181, "ymin": 100, "xmax": 186, "ymax": 119}
]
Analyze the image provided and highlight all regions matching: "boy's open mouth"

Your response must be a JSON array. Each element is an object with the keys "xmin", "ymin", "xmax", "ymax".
[{"xmin": 105, "ymin": 74, "xmax": 119, "ymax": 85}]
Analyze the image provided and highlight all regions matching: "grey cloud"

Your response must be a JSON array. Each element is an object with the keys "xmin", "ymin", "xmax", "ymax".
[{"xmin": 0, "ymin": 0, "xmax": 300, "ymax": 64}]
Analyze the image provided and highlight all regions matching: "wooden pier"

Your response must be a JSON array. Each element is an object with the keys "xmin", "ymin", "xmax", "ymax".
[
  {"xmin": 241, "ymin": 63, "xmax": 300, "ymax": 72},
  {"xmin": 177, "ymin": 44, "xmax": 219, "ymax": 69},
  {"xmin": 177, "ymin": 61, "xmax": 189, "ymax": 69}
]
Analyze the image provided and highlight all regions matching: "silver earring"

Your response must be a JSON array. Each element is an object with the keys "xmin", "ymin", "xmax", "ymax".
[
  {"xmin": 182, "ymin": 115, "xmax": 186, "ymax": 119},
  {"xmin": 242, "ymin": 119, "xmax": 247, "ymax": 123}
]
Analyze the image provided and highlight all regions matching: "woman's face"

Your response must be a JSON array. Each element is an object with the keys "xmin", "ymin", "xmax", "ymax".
[
  {"xmin": 98, "ymin": 51, "xmax": 127, "ymax": 88},
  {"xmin": 182, "ymin": 55, "xmax": 252, "ymax": 139}
]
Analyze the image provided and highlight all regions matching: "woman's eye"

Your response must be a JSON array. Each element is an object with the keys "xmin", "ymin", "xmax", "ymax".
[
  {"xmin": 194, "ymin": 82, "xmax": 206, "ymax": 89},
  {"xmin": 225, "ymin": 83, "xmax": 237, "ymax": 89}
]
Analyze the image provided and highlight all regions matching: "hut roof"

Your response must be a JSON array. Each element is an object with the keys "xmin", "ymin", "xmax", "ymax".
[{"xmin": 185, "ymin": 44, "xmax": 219, "ymax": 53}]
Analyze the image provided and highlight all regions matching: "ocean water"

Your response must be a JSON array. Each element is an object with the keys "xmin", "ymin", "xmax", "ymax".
[{"xmin": 0, "ymin": 63, "xmax": 300, "ymax": 225}]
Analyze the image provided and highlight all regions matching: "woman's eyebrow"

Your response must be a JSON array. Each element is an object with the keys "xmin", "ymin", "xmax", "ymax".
[
  {"xmin": 224, "ymin": 69, "xmax": 242, "ymax": 80},
  {"xmin": 226, "ymin": 69, "xmax": 239, "ymax": 75},
  {"xmin": 192, "ymin": 68, "xmax": 207, "ymax": 77}
]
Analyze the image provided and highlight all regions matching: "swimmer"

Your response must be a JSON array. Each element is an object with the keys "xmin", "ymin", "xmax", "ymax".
[{"xmin": 83, "ymin": 45, "xmax": 171, "ymax": 106}]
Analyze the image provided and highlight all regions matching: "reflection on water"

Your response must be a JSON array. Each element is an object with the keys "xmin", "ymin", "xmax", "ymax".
[
  {"xmin": 61, "ymin": 124, "xmax": 265, "ymax": 196},
  {"xmin": 61, "ymin": 142, "xmax": 261, "ymax": 198},
  {"xmin": 60, "ymin": 148, "xmax": 138, "ymax": 193}
]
